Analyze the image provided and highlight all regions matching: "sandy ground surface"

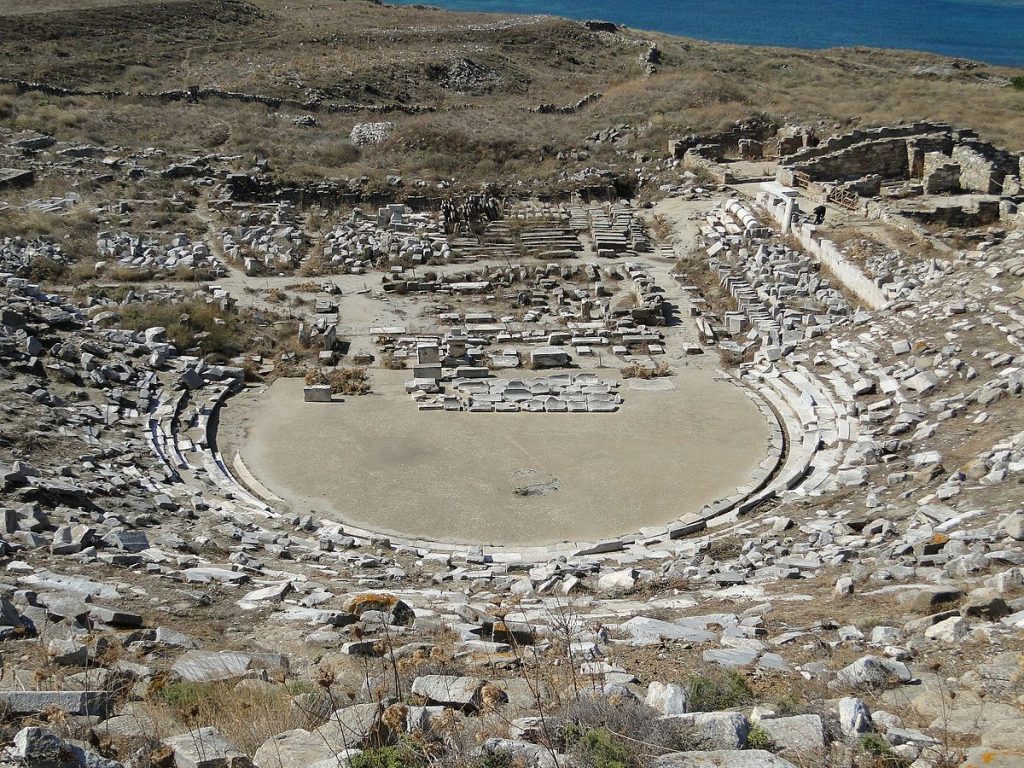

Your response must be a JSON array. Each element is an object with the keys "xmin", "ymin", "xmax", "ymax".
[{"xmin": 220, "ymin": 361, "xmax": 770, "ymax": 546}]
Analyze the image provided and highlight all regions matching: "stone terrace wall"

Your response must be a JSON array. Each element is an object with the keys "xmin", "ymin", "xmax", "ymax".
[
  {"xmin": 785, "ymin": 137, "xmax": 912, "ymax": 183},
  {"xmin": 782, "ymin": 122, "xmax": 954, "ymax": 164},
  {"xmin": 669, "ymin": 115, "xmax": 780, "ymax": 159},
  {"xmin": 801, "ymin": 230, "xmax": 889, "ymax": 310}
]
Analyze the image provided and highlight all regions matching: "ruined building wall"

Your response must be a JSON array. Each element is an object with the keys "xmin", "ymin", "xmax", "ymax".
[
  {"xmin": 783, "ymin": 122, "xmax": 952, "ymax": 164},
  {"xmin": 952, "ymin": 141, "xmax": 1020, "ymax": 194},
  {"xmin": 922, "ymin": 152, "xmax": 961, "ymax": 194},
  {"xmin": 757, "ymin": 192, "xmax": 888, "ymax": 309},
  {"xmin": 907, "ymin": 135, "xmax": 955, "ymax": 178},
  {"xmin": 792, "ymin": 138, "xmax": 910, "ymax": 182},
  {"xmin": 683, "ymin": 148, "xmax": 736, "ymax": 184},
  {"xmin": 670, "ymin": 116, "xmax": 780, "ymax": 159},
  {"xmin": 900, "ymin": 199, "xmax": 1002, "ymax": 227}
]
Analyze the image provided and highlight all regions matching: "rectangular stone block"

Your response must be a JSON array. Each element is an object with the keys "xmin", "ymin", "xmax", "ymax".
[
  {"xmin": 0, "ymin": 690, "xmax": 111, "ymax": 716},
  {"xmin": 303, "ymin": 385, "xmax": 332, "ymax": 403}
]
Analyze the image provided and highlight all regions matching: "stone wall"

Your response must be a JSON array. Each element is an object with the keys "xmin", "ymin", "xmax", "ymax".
[
  {"xmin": 845, "ymin": 175, "xmax": 883, "ymax": 198},
  {"xmin": 922, "ymin": 152, "xmax": 961, "ymax": 194},
  {"xmin": 757, "ymin": 191, "xmax": 888, "ymax": 310},
  {"xmin": 795, "ymin": 227, "xmax": 888, "ymax": 310},
  {"xmin": 0, "ymin": 168, "xmax": 34, "ymax": 190},
  {"xmin": 899, "ymin": 199, "xmax": 1002, "ymax": 227},
  {"xmin": 669, "ymin": 115, "xmax": 780, "ymax": 159},
  {"xmin": 907, "ymin": 134, "xmax": 954, "ymax": 177},
  {"xmin": 792, "ymin": 138, "xmax": 911, "ymax": 182},
  {"xmin": 683, "ymin": 148, "xmax": 737, "ymax": 184},
  {"xmin": 783, "ymin": 122, "xmax": 954, "ymax": 165},
  {"xmin": 779, "ymin": 122, "xmax": 1023, "ymax": 196},
  {"xmin": 952, "ymin": 141, "xmax": 1020, "ymax": 194}
]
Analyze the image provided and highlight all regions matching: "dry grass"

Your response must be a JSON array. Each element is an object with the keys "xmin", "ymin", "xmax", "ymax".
[
  {"xmin": 672, "ymin": 252, "xmax": 738, "ymax": 316},
  {"xmin": 113, "ymin": 298, "xmax": 258, "ymax": 361},
  {"xmin": 142, "ymin": 678, "xmax": 317, "ymax": 757},
  {"xmin": 305, "ymin": 366, "xmax": 372, "ymax": 395},
  {"xmin": 0, "ymin": 207, "xmax": 97, "ymax": 250},
  {"xmin": 379, "ymin": 351, "xmax": 406, "ymax": 370},
  {"xmin": 621, "ymin": 361, "xmax": 671, "ymax": 379},
  {"xmin": 300, "ymin": 253, "xmax": 332, "ymax": 278}
]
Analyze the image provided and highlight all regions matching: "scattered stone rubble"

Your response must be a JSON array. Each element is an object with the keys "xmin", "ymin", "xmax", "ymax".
[
  {"xmin": 0, "ymin": 236, "xmax": 71, "ymax": 274},
  {"xmin": 350, "ymin": 121, "xmax": 396, "ymax": 146},
  {"xmin": 96, "ymin": 231, "xmax": 225, "ymax": 276},
  {"xmin": 699, "ymin": 197, "xmax": 850, "ymax": 357},
  {"xmin": 220, "ymin": 202, "xmax": 308, "ymax": 274},
  {"xmin": 312, "ymin": 205, "xmax": 451, "ymax": 274}
]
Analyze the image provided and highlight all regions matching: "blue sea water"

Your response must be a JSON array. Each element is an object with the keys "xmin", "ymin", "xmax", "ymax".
[{"xmin": 388, "ymin": 0, "xmax": 1024, "ymax": 67}]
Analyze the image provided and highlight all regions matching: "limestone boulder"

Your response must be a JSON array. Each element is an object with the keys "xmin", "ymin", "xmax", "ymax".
[
  {"xmin": 960, "ymin": 748, "xmax": 1024, "ymax": 768},
  {"xmin": 411, "ymin": 675, "xmax": 505, "ymax": 710},
  {"xmin": 661, "ymin": 712, "xmax": 749, "ymax": 749},
  {"xmin": 254, "ymin": 728, "xmax": 361, "ymax": 768},
  {"xmin": 1001, "ymin": 512, "xmax": 1024, "ymax": 541},
  {"xmin": 755, "ymin": 714, "xmax": 826, "ymax": 760},
  {"xmin": 652, "ymin": 750, "xmax": 797, "ymax": 768},
  {"xmin": 479, "ymin": 738, "xmax": 558, "ymax": 768},
  {"xmin": 316, "ymin": 703, "xmax": 390, "ymax": 750},
  {"xmin": 13, "ymin": 727, "xmax": 62, "ymax": 768},
  {"xmin": 837, "ymin": 697, "xmax": 873, "ymax": 739},
  {"xmin": 836, "ymin": 656, "xmax": 914, "ymax": 688},
  {"xmin": 163, "ymin": 727, "xmax": 252, "ymax": 768},
  {"xmin": 171, "ymin": 650, "xmax": 254, "ymax": 683},
  {"xmin": 645, "ymin": 682, "xmax": 688, "ymax": 716},
  {"xmin": 962, "ymin": 588, "xmax": 1010, "ymax": 620}
]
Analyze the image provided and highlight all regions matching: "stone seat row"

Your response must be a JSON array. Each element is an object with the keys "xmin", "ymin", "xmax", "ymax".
[{"xmin": 143, "ymin": 363, "xmax": 274, "ymax": 522}]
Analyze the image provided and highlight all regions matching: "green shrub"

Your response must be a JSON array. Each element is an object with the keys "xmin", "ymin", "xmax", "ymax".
[
  {"xmin": 574, "ymin": 728, "xmax": 631, "ymax": 768},
  {"xmin": 858, "ymin": 733, "xmax": 893, "ymax": 756},
  {"xmin": 686, "ymin": 669, "xmax": 754, "ymax": 712},
  {"xmin": 1010, "ymin": 76, "xmax": 1024, "ymax": 91},
  {"xmin": 856, "ymin": 732, "xmax": 911, "ymax": 767},
  {"xmin": 159, "ymin": 681, "xmax": 213, "ymax": 709},
  {"xmin": 479, "ymin": 754, "xmax": 513, "ymax": 768},
  {"xmin": 349, "ymin": 742, "xmax": 426, "ymax": 768},
  {"xmin": 746, "ymin": 724, "xmax": 774, "ymax": 750}
]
